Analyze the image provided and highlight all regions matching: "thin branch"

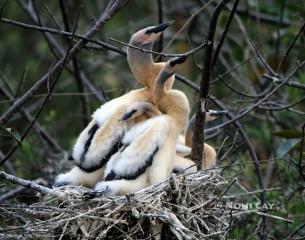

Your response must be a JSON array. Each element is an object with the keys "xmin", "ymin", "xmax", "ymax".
[
  {"xmin": 191, "ymin": 0, "xmax": 232, "ymax": 169},
  {"xmin": 156, "ymin": 0, "xmax": 164, "ymax": 61},
  {"xmin": 0, "ymin": 16, "xmax": 125, "ymax": 57},
  {"xmin": 258, "ymin": 96, "xmax": 305, "ymax": 112},
  {"xmin": 212, "ymin": 0, "xmax": 240, "ymax": 67},
  {"xmin": 251, "ymin": 41, "xmax": 278, "ymax": 77},
  {"xmin": 284, "ymin": 223, "xmax": 305, "ymax": 240},
  {"xmin": 298, "ymin": 122, "xmax": 305, "ymax": 182},
  {"xmin": 109, "ymin": 37, "xmax": 210, "ymax": 57},
  {"xmin": 14, "ymin": 67, "xmax": 28, "ymax": 100},
  {"xmin": 0, "ymin": 178, "xmax": 47, "ymax": 202},
  {"xmin": 255, "ymin": 212, "xmax": 293, "ymax": 224},
  {"xmin": 220, "ymin": 77, "xmax": 273, "ymax": 99},
  {"xmin": 59, "ymin": 0, "xmax": 90, "ymax": 126},
  {"xmin": 277, "ymin": 22, "xmax": 305, "ymax": 72},
  {"xmin": 175, "ymin": 68, "xmax": 268, "ymax": 238},
  {"xmin": 17, "ymin": 0, "xmax": 110, "ymax": 104},
  {"xmin": 228, "ymin": 6, "xmax": 291, "ymax": 27},
  {"xmin": 0, "ymin": 171, "xmax": 65, "ymax": 198},
  {"xmin": 275, "ymin": 0, "xmax": 287, "ymax": 59},
  {"xmin": 263, "ymin": 74, "xmax": 305, "ymax": 91},
  {"xmin": 0, "ymin": 0, "xmax": 128, "ymax": 125},
  {"xmin": 207, "ymin": 60, "xmax": 305, "ymax": 132},
  {"xmin": 163, "ymin": 0, "xmax": 217, "ymax": 52},
  {"xmin": 0, "ymin": 82, "xmax": 63, "ymax": 154},
  {"xmin": 0, "ymin": 59, "xmax": 65, "ymax": 166},
  {"xmin": 0, "ymin": 23, "xmax": 77, "ymax": 165}
]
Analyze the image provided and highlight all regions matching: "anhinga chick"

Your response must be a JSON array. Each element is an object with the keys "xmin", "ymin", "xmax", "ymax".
[{"xmin": 85, "ymin": 55, "xmax": 189, "ymax": 198}]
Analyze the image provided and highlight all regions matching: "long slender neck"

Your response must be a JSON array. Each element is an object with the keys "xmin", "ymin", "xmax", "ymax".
[
  {"xmin": 153, "ymin": 70, "xmax": 169, "ymax": 108},
  {"xmin": 154, "ymin": 70, "xmax": 189, "ymax": 131},
  {"xmin": 127, "ymin": 40, "xmax": 154, "ymax": 88}
]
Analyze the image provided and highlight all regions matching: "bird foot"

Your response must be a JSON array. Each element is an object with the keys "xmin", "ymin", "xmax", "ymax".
[
  {"xmin": 83, "ymin": 187, "xmax": 110, "ymax": 199},
  {"xmin": 53, "ymin": 181, "xmax": 71, "ymax": 188}
]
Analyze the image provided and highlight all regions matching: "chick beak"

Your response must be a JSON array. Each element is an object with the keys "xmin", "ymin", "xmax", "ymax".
[
  {"xmin": 208, "ymin": 110, "xmax": 228, "ymax": 117},
  {"xmin": 119, "ymin": 109, "xmax": 137, "ymax": 121},
  {"xmin": 145, "ymin": 21, "xmax": 174, "ymax": 34},
  {"xmin": 170, "ymin": 55, "xmax": 188, "ymax": 67}
]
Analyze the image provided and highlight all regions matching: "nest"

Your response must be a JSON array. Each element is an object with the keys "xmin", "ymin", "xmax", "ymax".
[{"xmin": 2, "ymin": 170, "xmax": 233, "ymax": 239}]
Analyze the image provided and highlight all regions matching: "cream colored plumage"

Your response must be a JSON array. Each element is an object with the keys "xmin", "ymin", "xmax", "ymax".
[
  {"xmin": 87, "ymin": 56, "xmax": 190, "ymax": 197},
  {"xmin": 179, "ymin": 110, "xmax": 227, "ymax": 170},
  {"xmin": 55, "ymin": 23, "xmax": 173, "ymax": 187},
  {"xmin": 116, "ymin": 103, "xmax": 225, "ymax": 174}
]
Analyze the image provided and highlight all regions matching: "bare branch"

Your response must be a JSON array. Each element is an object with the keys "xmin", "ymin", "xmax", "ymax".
[
  {"xmin": 0, "ymin": 0, "xmax": 128, "ymax": 125},
  {"xmin": 277, "ymin": 22, "xmax": 305, "ymax": 72},
  {"xmin": 59, "ymin": 0, "xmax": 90, "ymax": 126},
  {"xmin": 0, "ymin": 171, "xmax": 65, "ymax": 198},
  {"xmin": 298, "ymin": 123, "xmax": 305, "ymax": 182},
  {"xmin": 0, "ymin": 82, "xmax": 64, "ymax": 154},
  {"xmin": 212, "ymin": 0, "xmax": 240, "ymax": 67},
  {"xmin": 191, "ymin": 0, "xmax": 232, "ymax": 169},
  {"xmin": 109, "ymin": 37, "xmax": 210, "ymax": 57}
]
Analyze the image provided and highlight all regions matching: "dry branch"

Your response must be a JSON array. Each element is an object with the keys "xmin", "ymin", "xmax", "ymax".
[
  {"xmin": 0, "ymin": 171, "xmax": 65, "ymax": 199},
  {"xmin": 191, "ymin": 0, "xmax": 232, "ymax": 169},
  {"xmin": 0, "ymin": 0, "xmax": 128, "ymax": 125},
  {"xmin": 0, "ymin": 171, "xmax": 229, "ymax": 239}
]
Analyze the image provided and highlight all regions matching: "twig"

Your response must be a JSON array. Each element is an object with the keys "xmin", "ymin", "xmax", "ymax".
[
  {"xmin": 59, "ymin": 0, "xmax": 90, "ymax": 126},
  {"xmin": 156, "ymin": 0, "xmax": 164, "ymax": 61},
  {"xmin": 298, "ymin": 122, "xmax": 305, "ymax": 182},
  {"xmin": 250, "ymin": 41, "xmax": 278, "ymax": 77},
  {"xmin": 284, "ymin": 223, "xmax": 305, "ymax": 239},
  {"xmin": 277, "ymin": 22, "xmax": 305, "ymax": 72},
  {"xmin": 0, "ymin": 58, "xmax": 65, "ymax": 166},
  {"xmin": 175, "ymin": 69, "xmax": 277, "ymax": 216},
  {"xmin": 275, "ymin": 0, "xmax": 287, "ymax": 59},
  {"xmin": 0, "ymin": 21, "xmax": 77, "ymax": 165},
  {"xmin": 109, "ymin": 37, "xmax": 210, "ymax": 57},
  {"xmin": 17, "ymin": 0, "xmax": 108, "ymax": 103},
  {"xmin": 255, "ymin": 212, "xmax": 293, "ymax": 223},
  {"xmin": 263, "ymin": 74, "xmax": 305, "ymax": 91},
  {"xmin": 207, "ymin": 60, "xmax": 305, "ymax": 132},
  {"xmin": 206, "ymin": 89, "xmax": 268, "ymax": 237},
  {"xmin": 0, "ymin": 178, "xmax": 47, "ymax": 202},
  {"xmin": 0, "ymin": 84, "xmax": 63, "ymax": 154},
  {"xmin": 258, "ymin": 96, "xmax": 305, "ymax": 112},
  {"xmin": 0, "ymin": 17, "xmax": 125, "ymax": 57},
  {"xmin": 227, "ymin": 6, "xmax": 291, "ymax": 27},
  {"xmin": 163, "ymin": 0, "xmax": 217, "ymax": 52},
  {"xmin": 212, "ymin": 0, "xmax": 240, "ymax": 67},
  {"xmin": 0, "ymin": 0, "xmax": 8, "ymax": 18},
  {"xmin": 222, "ymin": 187, "xmax": 281, "ymax": 199},
  {"xmin": 0, "ymin": 171, "xmax": 65, "ymax": 198},
  {"xmin": 191, "ymin": 0, "xmax": 232, "ymax": 169},
  {"xmin": 14, "ymin": 67, "xmax": 28, "ymax": 100},
  {"xmin": 43, "ymin": 3, "xmax": 63, "ymax": 30},
  {"xmin": 0, "ymin": 0, "xmax": 128, "ymax": 125}
]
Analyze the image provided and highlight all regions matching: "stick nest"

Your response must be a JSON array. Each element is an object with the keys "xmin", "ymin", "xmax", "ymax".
[{"xmin": 2, "ymin": 170, "xmax": 233, "ymax": 239}]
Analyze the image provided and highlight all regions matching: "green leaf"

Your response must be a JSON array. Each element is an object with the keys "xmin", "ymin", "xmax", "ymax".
[
  {"xmin": 20, "ymin": 140, "xmax": 33, "ymax": 159},
  {"xmin": 273, "ymin": 129, "xmax": 303, "ymax": 139},
  {"xmin": 276, "ymin": 138, "xmax": 301, "ymax": 158},
  {"xmin": 0, "ymin": 126, "xmax": 22, "ymax": 144}
]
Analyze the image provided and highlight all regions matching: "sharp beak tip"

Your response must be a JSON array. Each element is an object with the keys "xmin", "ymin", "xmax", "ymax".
[
  {"xmin": 147, "ymin": 20, "xmax": 174, "ymax": 34},
  {"xmin": 210, "ymin": 110, "xmax": 228, "ymax": 117},
  {"xmin": 170, "ymin": 55, "xmax": 187, "ymax": 66},
  {"xmin": 120, "ymin": 109, "xmax": 137, "ymax": 121}
]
